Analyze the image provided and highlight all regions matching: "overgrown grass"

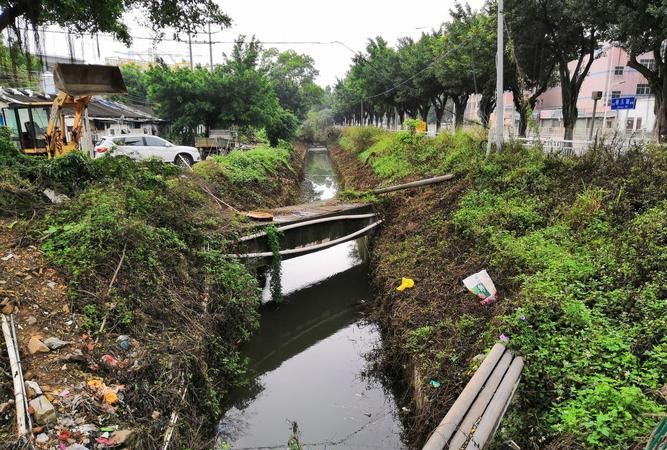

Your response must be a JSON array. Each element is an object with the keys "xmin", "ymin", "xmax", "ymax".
[
  {"xmin": 193, "ymin": 144, "xmax": 298, "ymax": 208},
  {"xmin": 212, "ymin": 146, "xmax": 291, "ymax": 183},
  {"xmin": 339, "ymin": 127, "xmax": 487, "ymax": 180},
  {"xmin": 0, "ymin": 137, "xmax": 267, "ymax": 448},
  {"xmin": 340, "ymin": 127, "xmax": 667, "ymax": 449}
]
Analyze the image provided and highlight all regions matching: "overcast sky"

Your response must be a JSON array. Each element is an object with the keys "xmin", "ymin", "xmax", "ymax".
[{"xmin": 30, "ymin": 0, "xmax": 486, "ymax": 87}]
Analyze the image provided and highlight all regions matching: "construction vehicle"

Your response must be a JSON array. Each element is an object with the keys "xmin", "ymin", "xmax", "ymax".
[{"xmin": 1, "ymin": 64, "xmax": 126, "ymax": 158}]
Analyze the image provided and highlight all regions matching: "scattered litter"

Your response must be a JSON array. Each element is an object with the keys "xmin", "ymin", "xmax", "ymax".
[
  {"xmin": 44, "ymin": 336, "xmax": 71, "ymax": 350},
  {"xmin": 116, "ymin": 335, "xmax": 130, "ymax": 351},
  {"xmin": 100, "ymin": 354, "xmax": 121, "ymax": 368},
  {"xmin": 401, "ymin": 406, "xmax": 410, "ymax": 412},
  {"xmin": 27, "ymin": 316, "xmax": 38, "ymax": 325},
  {"xmin": 396, "ymin": 277, "xmax": 415, "ymax": 292},
  {"xmin": 47, "ymin": 281, "xmax": 57, "ymax": 289},
  {"xmin": 95, "ymin": 437, "xmax": 112, "ymax": 445},
  {"xmin": 103, "ymin": 389, "xmax": 119, "ymax": 405},
  {"xmin": 74, "ymin": 424, "xmax": 98, "ymax": 434},
  {"xmin": 29, "ymin": 395, "xmax": 57, "ymax": 424},
  {"xmin": 59, "ymin": 390, "xmax": 70, "ymax": 397},
  {"xmin": 58, "ymin": 430, "xmax": 71, "ymax": 441},
  {"xmin": 1, "ymin": 253, "xmax": 14, "ymax": 261},
  {"xmin": 87, "ymin": 377, "xmax": 105, "ymax": 390},
  {"xmin": 99, "ymin": 426, "xmax": 115, "ymax": 433},
  {"xmin": 463, "ymin": 269, "xmax": 497, "ymax": 304},
  {"xmin": 35, "ymin": 433, "xmax": 49, "ymax": 444},
  {"xmin": 429, "ymin": 380, "xmax": 441, "ymax": 388},
  {"xmin": 43, "ymin": 188, "xmax": 70, "ymax": 204}
]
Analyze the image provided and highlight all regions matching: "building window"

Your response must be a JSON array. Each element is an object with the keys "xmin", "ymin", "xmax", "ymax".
[
  {"xmin": 607, "ymin": 91, "xmax": 621, "ymax": 106},
  {"xmin": 639, "ymin": 59, "xmax": 656, "ymax": 71},
  {"xmin": 551, "ymin": 118, "xmax": 559, "ymax": 127},
  {"xmin": 626, "ymin": 118, "xmax": 634, "ymax": 130},
  {"xmin": 614, "ymin": 66, "xmax": 624, "ymax": 76},
  {"xmin": 635, "ymin": 117, "xmax": 642, "ymax": 130},
  {"xmin": 636, "ymin": 84, "xmax": 651, "ymax": 95},
  {"xmin": 606, "ymin": 118, "xmax": 613, "ymax": 128}
]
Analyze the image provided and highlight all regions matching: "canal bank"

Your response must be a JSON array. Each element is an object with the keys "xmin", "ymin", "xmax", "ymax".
[
  {"xmin": 327, "ymin": 127, "xmax": 667, "ymax": 450},
  {"xmin": 218, "ymin": 145, "xmax": 406, "ymax": 449}
]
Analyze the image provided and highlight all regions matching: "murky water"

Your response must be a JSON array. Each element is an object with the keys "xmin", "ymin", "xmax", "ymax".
[{"xmin": 218, "ymin": 146, "xmax": 405, "ymax": 449}]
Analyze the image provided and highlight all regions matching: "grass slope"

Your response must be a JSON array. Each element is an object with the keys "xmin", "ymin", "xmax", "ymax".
[{"xmin": 337, "ymin": 127, "xmax": 667, "ymax": 450}]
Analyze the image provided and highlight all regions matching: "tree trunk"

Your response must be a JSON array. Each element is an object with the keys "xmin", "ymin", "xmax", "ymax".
[
  {"xmin": 479, "ymin": 89, "xmax": 496, "ymax": 129},
  {"xmin": 398, "ymin": 109, "xmax": 405, "ymax": 128},
  {"xmin": 561, "ymin": 79, "xmax": 578, "ymax": 141},
  {"xmin": 451, "ymin": 94, "xmax": 469, "ymax": 128}
]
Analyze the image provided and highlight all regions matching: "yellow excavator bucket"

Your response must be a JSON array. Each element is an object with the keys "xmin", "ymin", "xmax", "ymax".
[{"xmin": 53, "ymin": 63, "xmax": 127, "ymax": 96}]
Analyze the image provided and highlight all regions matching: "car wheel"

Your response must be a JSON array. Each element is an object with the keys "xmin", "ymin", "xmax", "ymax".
[{"xmin": 175, "ymin": 153, "xmax": 194, "ymax": 168}]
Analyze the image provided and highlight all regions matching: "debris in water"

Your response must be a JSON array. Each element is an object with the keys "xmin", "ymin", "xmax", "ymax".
[{"xmin": 396, "ymin": 277, "xmax": 415, "ymax": 292}]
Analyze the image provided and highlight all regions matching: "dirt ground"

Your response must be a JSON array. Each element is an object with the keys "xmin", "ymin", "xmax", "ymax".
[{"xmin": 1, "ymin": 220, "xmax": 143, "ymax": 449}]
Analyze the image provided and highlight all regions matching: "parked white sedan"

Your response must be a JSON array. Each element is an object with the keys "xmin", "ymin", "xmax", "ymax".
[{"xmin": 94, "ymin": 134, "xmax": 201, "ymax": 166}]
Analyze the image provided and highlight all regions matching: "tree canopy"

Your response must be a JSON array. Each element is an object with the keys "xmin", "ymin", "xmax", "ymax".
[{"xmin": 0, "ymin": 0, "xmax": 230, "ymax": 44}]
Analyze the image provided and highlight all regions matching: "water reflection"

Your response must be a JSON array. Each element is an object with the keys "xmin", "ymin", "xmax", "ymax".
[{"xmin": 218, "ymin": 147, "xmax": 405, "ymax": 449}]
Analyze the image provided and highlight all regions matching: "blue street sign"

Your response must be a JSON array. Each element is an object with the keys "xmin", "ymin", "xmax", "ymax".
[{"xmin": 611, "ymin": 96, "xmax": 636, "ymax": 110}]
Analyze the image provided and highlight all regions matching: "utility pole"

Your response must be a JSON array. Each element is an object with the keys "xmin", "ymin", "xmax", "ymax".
[
  {"xmin": 188, "ymin": 32, "xmax": 193, "ymax": 70},
  {"xmin": 208, "ymin": 23, "xmax": 214, "ymax": 72},
  {"xmin": 494, "ymin": 0, "xmax": 504, "ymax": 150},
  {"xmin": 589, "ymin": 91, "xmax": 602, "ymax": 141}
]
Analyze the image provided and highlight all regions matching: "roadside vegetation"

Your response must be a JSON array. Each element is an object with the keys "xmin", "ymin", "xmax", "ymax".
[
  {"xmin": 0, "ymin": 131, "xmax": 302, "ymax": 448},
  {"xmin": 335, "ymin": 126, "xmax": 667, "ymax": 450},
  {"xmin": 330, "ymin": 2, "xmax": 667, "ymax": 142}
]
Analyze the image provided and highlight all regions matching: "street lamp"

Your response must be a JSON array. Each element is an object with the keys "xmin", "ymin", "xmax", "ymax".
[{"xmin": 589, "ymin": 91, "xmax": 603, "ymax": 141}]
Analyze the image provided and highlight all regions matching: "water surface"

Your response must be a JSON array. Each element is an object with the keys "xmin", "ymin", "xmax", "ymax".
[{"xmin": 218, "ymin": 146, "xmax": 405, "ymax": 449}]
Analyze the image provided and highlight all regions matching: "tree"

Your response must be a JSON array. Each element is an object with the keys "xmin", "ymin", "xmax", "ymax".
[
  {"xmin": 504, "ymin": 3, "xmax": 558, "ymax": 137},
  {"xmin": 611, "ymin": 0, "xmax": 667, "ymax": 142},
  {"xmin": 0, "ymin": 0, "xmax": 230, "ymax": 44},
  {"xmin": 109, "ymin": 63, "xmax": 149, "ymax": 105},
  {"xmin": 0, "ymin": 40, "xmax": 41, "ymax": 89},
  {"xmin": 434, "ymin": 3, "xmax": 496, "ymax": 128},
  {"xmin": 144, "ymin": 36, "xmax": 298, "ymax": 145},
  {"xmin": 508, "ymin": 0, "xmax": 613, "ymax": 140},
  {"xmin": 260, "ymin": 48, "xmax": 324, "ymax": 119}
]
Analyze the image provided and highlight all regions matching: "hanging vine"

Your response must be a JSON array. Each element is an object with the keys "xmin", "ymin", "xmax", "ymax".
[{"xmin": 265, "ymin": 224, "xmax": 283, "ymax": 302}]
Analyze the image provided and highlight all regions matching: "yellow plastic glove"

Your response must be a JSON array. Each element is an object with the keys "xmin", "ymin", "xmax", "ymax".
[{"xmin": 396, "ymin": 277, "xmax": 415, "ymax": 292}]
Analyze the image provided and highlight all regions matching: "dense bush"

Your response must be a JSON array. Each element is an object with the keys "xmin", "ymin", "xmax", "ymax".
[{"xmin": 340, "ymin": 127, "xmax": 667, "ymax": 449}]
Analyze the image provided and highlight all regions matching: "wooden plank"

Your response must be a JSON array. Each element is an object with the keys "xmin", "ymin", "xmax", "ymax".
[
  {"xmin": 447, "ymin": 352, "xmax": 513, "ymax": 449},
  {"xmin": 422, "ymin": 344, "xmax": 507, "ymax": 450},
  {"xmin": 464, "ymin": 356, "xmax": 524, "ymax": 450}
]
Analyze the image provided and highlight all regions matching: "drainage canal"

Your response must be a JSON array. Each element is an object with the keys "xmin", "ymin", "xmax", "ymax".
[{"xmin": 218, "ymin": 146, "xmax": 406, "ymax": 449}]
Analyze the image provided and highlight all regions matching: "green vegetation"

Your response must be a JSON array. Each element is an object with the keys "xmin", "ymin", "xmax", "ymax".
[
  {"xmin": 193, "ymin": 143, "xmax": 300, "ymax": 209},
  {"xmin": 212, "ymin": 146, "xmax": 290, "ymax": 184},
  {"xmin": 265, "ymin": 224, "xmax": 283, "ymax": 302},
  {"xmin": 331, "ymin": 2, "xmax": 667, "ymax": 142},
  {"xmin": 0, "ymin": 131, "xmax": 303, "ymax": 447},
  {"xmin": 339, "ymin": 127, "xmax": 667, "ymax": 449}
]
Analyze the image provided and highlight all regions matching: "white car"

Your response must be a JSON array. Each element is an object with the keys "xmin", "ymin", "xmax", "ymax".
[{"xmin": 94, "ymin": 134, "xmax": 201, "ymax": 166}]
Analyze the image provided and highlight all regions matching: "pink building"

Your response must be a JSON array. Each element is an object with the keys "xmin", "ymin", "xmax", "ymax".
[{"xmin": 533, "ymin": 46, "xmax": 656, "ymax": 139}]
